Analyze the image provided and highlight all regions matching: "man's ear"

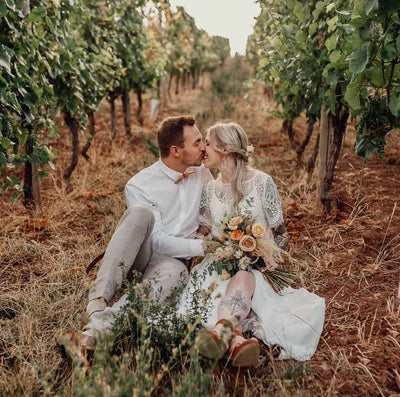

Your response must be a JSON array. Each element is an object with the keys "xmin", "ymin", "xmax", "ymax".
[{"xmin": 170, "ymin": 145, "xmax": 180, "ymax": 158}]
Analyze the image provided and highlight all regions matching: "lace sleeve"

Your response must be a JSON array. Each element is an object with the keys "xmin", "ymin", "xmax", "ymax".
[
  {"xmin": 199, "ymin": 182, "xmax": 212, "ymax": 228},
  {"xmin": 261, "ymin": 173, "xmax": 284, "ymax": 229}
]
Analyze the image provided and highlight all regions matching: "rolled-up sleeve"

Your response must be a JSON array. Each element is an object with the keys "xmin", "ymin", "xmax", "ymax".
[{"xmin": 125, "ymin": 182, "xmax": 204, "ymax": 258}]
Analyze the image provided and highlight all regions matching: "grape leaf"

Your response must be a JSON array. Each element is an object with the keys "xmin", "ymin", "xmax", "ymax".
[
  {"xmin": 325, "ymin": 34, "xmax": 338, "ymax": 51},
  {"xmin": 354, "ymin": 133, "xmax": 377, "ymax": 159},
  {"xmin": 347, "ymin": 46, "xmax": 368, "ymax": 73},
  {"xmin": 345, "ymin": 80, "xmax": 361, "ymax": 109},
  {"xmin": 359, "ymin": 21, "xmax": 373, "ymax": 40},
  {"xmin": 389, "ymin": 95, "xmax": 400, "ymax": 117},
  {"xmin": 381, "ymin": 43, "xmax": 396, "ymax": 62},
  {"xmin": 364, "ymin": 0, "xmax": 379, "ymax": 15}
]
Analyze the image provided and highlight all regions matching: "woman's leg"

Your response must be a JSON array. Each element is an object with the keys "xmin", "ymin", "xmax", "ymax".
[{"xmin": 214, "ymin": 271, "xmax": 256, "ymax": 346}]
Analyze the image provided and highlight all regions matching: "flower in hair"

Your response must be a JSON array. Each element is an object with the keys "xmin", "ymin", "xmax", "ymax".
[{"xmin": 246, "ymin": 144, "xmax": 255, "ymax": 155}]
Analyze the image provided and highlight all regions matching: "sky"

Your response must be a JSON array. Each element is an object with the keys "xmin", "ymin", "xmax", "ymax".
[{"xmin": 169, "ymin": 0, "xmax": 261, "ymax": 55}]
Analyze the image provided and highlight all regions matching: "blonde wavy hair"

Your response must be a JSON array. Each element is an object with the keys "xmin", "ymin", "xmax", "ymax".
[{"xmin": 207, "ymin": 122, "xmax": 252, "ymax": 212}]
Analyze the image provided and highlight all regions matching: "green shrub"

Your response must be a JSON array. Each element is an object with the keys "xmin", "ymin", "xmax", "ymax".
[{"xmin": 72, "ymin": 271, "xmax": 214, "ymax": 396}]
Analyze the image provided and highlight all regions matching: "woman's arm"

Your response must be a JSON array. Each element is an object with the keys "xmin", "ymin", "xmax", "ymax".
[
  {"xmin": 197, "ymin": 225, "xmax": 211, "ymax": 235},
  {"xmin": 272, "ymin": 224, "xmax": 290, "ymax": 251}
]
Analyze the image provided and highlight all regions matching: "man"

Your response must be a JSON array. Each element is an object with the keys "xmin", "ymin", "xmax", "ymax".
[{"xmin": 65, "ymin": 115, "xmax": 212, "ymax": 358}]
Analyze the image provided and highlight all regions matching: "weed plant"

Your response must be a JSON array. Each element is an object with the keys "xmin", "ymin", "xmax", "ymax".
[{"xmin": 71, "ymin": 271, "xmax": 215, "ymax": 396}]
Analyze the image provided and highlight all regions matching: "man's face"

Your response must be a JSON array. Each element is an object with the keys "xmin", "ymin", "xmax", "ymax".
[{"xmin": 180, "ymin": 125, "xmax": 205, "ymax": 167}]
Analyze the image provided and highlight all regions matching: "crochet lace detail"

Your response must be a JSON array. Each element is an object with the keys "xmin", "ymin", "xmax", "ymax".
[{"xmin": 199, "ymin": 171, "xmax": 284, "ymax": 237}]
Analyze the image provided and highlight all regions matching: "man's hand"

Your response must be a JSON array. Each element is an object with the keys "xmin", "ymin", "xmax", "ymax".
[{"xmin": 202, "ymin": 238, "xmax": 223, "ymax": 254}]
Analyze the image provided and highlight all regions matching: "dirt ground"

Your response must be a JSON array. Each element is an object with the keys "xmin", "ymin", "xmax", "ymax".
[{"xmin": 0, "ymin": 78, "xmax": 399, "ymax": 396}]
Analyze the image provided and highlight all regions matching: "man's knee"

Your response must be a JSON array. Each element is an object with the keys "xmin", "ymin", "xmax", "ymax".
[{"xmin": 120, "ymin": 205, "xmax": 155, "ymax": 230}]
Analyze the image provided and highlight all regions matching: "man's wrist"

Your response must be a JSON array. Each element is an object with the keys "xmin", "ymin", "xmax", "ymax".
[{"xmin": 190, "ymin": 238, "xmax": 204, "ymax": 257}]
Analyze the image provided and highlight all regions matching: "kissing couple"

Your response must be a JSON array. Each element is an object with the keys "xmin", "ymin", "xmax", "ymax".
[{"xmin": 69, "ymin": 115, "xmax": 325, "ymax": 367}]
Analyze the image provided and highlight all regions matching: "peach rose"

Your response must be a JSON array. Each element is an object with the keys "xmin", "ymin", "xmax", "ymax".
[
  {"xmin": 228, "ymin": 216, "xmax": 243, "ymax": 230},
  {"xmin": 252, "ymin": 223, "xmax": 265, "ymax": 238},
  {"xmin": 231, "ymin": 229, "xmax": 244, "ymax": 241},
  {"xmin": 239, "ymin": 235, "xmax": 256, "ymax": 252}
]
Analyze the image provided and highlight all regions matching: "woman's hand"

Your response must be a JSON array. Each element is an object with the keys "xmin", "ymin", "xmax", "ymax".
[{"xmin": 197, "ymin": 225, "xmax": 211, "ymax": 235}]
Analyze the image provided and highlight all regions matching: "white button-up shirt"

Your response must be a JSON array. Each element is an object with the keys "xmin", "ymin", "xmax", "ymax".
[{"xmin": 125, "ymin": 159, "xmax": 213, "ymax": 258}]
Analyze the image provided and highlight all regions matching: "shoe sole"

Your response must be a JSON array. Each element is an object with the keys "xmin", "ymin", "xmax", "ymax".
[
  {"xmin": 231, "ymin": 342, "xmax": 260, "ymax": 367},
  {"xmin": 195, "ymin": 329, "xmax": 226, "ymax": 360}
]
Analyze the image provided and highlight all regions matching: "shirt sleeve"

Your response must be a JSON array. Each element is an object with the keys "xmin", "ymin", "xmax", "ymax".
[
  {"xmin": 125, "ymin": 182, "xmax": 204, "ymax": 258},
  {"xmin": 261, "ymin": 174, "xmax": 284, "ymax": 229}
]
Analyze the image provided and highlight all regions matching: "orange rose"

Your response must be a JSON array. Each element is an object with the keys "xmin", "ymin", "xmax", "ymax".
[
  {"xmin": 239, "ymin": 235, "xmax": 256, "ymax": 252},
  {"xmin": 231, "ymin": 229, "xmax": 244, "ymax": 241}
]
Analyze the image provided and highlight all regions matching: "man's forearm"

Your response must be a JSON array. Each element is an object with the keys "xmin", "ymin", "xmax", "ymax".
[{"xmin": 151, "ymin": 234, "xmax": 204, "ymax": 258}]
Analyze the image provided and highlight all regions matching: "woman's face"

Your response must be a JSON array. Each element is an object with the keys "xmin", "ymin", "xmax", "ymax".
[{"xmin": 203, "ymin": 135, "xmax": 223, "ymax": 169}]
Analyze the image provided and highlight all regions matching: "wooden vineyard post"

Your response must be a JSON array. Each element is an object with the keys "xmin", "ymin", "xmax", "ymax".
[
  {"xmin": 160, "ymin": 76, "xmax": 168, "ymax": 109},
  {"xmin": 317, "ymin": 103, "xmax": 331, "ymax": 211},
  {"xmin": 122, "ymin": 91, "xmax": 132, "ymax": 136},
  {"xmin": 24, "ymin": 129, "xmax": 41, "ymax": 209},
  {"xmin": 22, "ymin": 0, "xmax": 41, "ymax": 210}
]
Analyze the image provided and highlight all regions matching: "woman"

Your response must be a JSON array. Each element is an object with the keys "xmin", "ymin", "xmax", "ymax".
[{"xmin": 177, "ymin": 122, "xmax": 325, "ymax": 367}]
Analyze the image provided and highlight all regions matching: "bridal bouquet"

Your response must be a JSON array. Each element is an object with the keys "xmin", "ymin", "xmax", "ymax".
[{"xmin": 203, "ymin": 215, "xmax": 295, "ymax": 293}]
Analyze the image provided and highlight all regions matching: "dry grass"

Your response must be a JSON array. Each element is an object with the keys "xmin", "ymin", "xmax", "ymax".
[{"xmin": 1, "ymin": 68, "xmax": 400, "ymax": 396}]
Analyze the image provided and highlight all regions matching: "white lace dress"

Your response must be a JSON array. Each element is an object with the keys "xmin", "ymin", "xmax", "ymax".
[{"xmin": 177, "ymin": 171, "xmax": 325, "ymax": 361}]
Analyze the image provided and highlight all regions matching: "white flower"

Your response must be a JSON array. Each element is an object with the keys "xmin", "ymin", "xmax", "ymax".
[
  {"xmin": 246, "ymin": 144, "xmax": 255, "ymax": 154},
  {"xmin": 234, "ymin": 250, "xmax": 244, "ymax": 259},
  {"xmin": 239, "ymin": 256, "xmax": 251, "ymax": 270},
  {"xmin": 221, "ymin": 269, "xmax": 231, "ymax": 281}
]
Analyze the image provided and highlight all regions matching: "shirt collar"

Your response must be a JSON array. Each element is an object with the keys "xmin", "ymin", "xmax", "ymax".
[{"xmin": 158, "ymin": 159, "xmax": 184, "ymax": 181}]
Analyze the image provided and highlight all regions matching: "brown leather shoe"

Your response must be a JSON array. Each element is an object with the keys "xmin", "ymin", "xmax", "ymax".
[
  {"xmin": 228, "ymin": 331, "xmax": 259, "ymax": 368},
  {"xmin": 195, "ymin": 319, "xmax": 234, "ymax": 360},
  {"xmin": 57, "ymin": 333, "xmax": 95, "ymax": 367}
]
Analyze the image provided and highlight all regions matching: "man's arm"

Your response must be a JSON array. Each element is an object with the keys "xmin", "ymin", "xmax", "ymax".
[{"xmin": 125, "ymin": 183, "xmax": 203, "ymax": 258}]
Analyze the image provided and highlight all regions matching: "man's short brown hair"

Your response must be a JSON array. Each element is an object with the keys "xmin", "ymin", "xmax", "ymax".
[{"xmin": 157, "ymin": 115, "xmax": 196, "ymax": 158}]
